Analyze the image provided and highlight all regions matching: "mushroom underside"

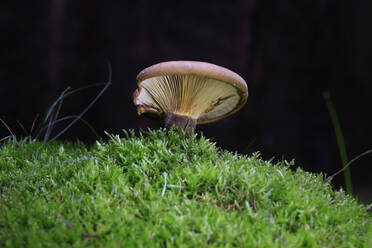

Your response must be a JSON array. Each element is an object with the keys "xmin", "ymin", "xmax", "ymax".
[{"xmin": 134, "ymin": 74, "xmax": 242, "ymax": 124}]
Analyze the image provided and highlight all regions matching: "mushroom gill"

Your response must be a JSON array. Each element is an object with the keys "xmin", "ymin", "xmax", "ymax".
[{"xmin": 136, "ymin": 74, "xmax": 240, "ymax": 122}]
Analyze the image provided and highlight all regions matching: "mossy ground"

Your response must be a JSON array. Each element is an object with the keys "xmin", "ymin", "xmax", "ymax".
[{"xmin": 0, "ymin": 129, "xmax": 371, "ymax": 247}]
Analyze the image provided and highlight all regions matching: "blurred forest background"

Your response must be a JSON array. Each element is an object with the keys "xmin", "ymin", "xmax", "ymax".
[{"xmin": 1, "ymin": 0, "xmax": 371, "ymax": 203}]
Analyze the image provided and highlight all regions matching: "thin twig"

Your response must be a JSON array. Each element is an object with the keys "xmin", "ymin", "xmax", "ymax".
[
  {"xmin": 55, "ymin": 215, "xmax": 74, "ymax": 229},
  {"xmin": 0, "ymin": 118, "xmax": 15, "ymax": 137},
  {"xmin": 0, "ymin": 135, "xmax": 12, "ymax": 143},
  {"xmin": 325, "ymin": 149, "xmax": 372, "ymax": 183}
]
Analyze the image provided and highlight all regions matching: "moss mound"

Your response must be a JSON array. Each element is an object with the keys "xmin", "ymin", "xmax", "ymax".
[{"xmin": 0, "ymin": 129, "xmax": 371, "ymax": 247}]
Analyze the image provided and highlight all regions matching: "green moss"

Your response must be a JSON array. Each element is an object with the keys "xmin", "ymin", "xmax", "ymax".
[{"xmin": 0, "ymin": 129, "xmax": 371, "ymax": 247}]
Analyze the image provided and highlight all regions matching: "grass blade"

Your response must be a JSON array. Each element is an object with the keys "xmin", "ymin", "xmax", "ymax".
[
  {"xmin": 34, "ymin": 87, "xmax": 70, "ymax": 140},
  {"xmin": 16, "ymin": 120, "xmax": 28, "ymax": 136},
  {"xmin": 43, "ymin": 113, "xmax": 55, "ymax": 143},
  {"xmin": 30, "ymin": 114, "xmax": 39, "ymax": 136},
  {"xmin": 43, "ymin": 87, "xmax": 71, "ymax": 127},
  {"xmin": 323, "ymin": 91, "xmax": 352, "ymax": 194},
  {"xmin": 49, "ymin": 64, "xmax": 112, "ymax": 141},
  {"xmin": 44, "ymin": 115, "xmax": 100, "ymax": 139}
]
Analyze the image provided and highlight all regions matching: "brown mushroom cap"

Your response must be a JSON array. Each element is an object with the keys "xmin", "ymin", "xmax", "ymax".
[{"xmin": 133, "ymin": 61, "xmax": 248, "ymax": 124}]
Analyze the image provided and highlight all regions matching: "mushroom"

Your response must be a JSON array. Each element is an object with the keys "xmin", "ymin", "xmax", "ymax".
[{"xmin": 133, "ymin": 61, "xmax": 248, "ymax": 132}]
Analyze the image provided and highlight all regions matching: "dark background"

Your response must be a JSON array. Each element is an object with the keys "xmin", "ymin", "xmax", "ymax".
[{"xmin": 1, "ymin": 1, "xmax": 371, "ymax": 203}]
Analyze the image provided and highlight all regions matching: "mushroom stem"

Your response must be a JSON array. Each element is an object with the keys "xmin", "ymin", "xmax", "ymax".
[{"xmin": 164, "ymin": 113, "xmax": 197, "ymax": 133}]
